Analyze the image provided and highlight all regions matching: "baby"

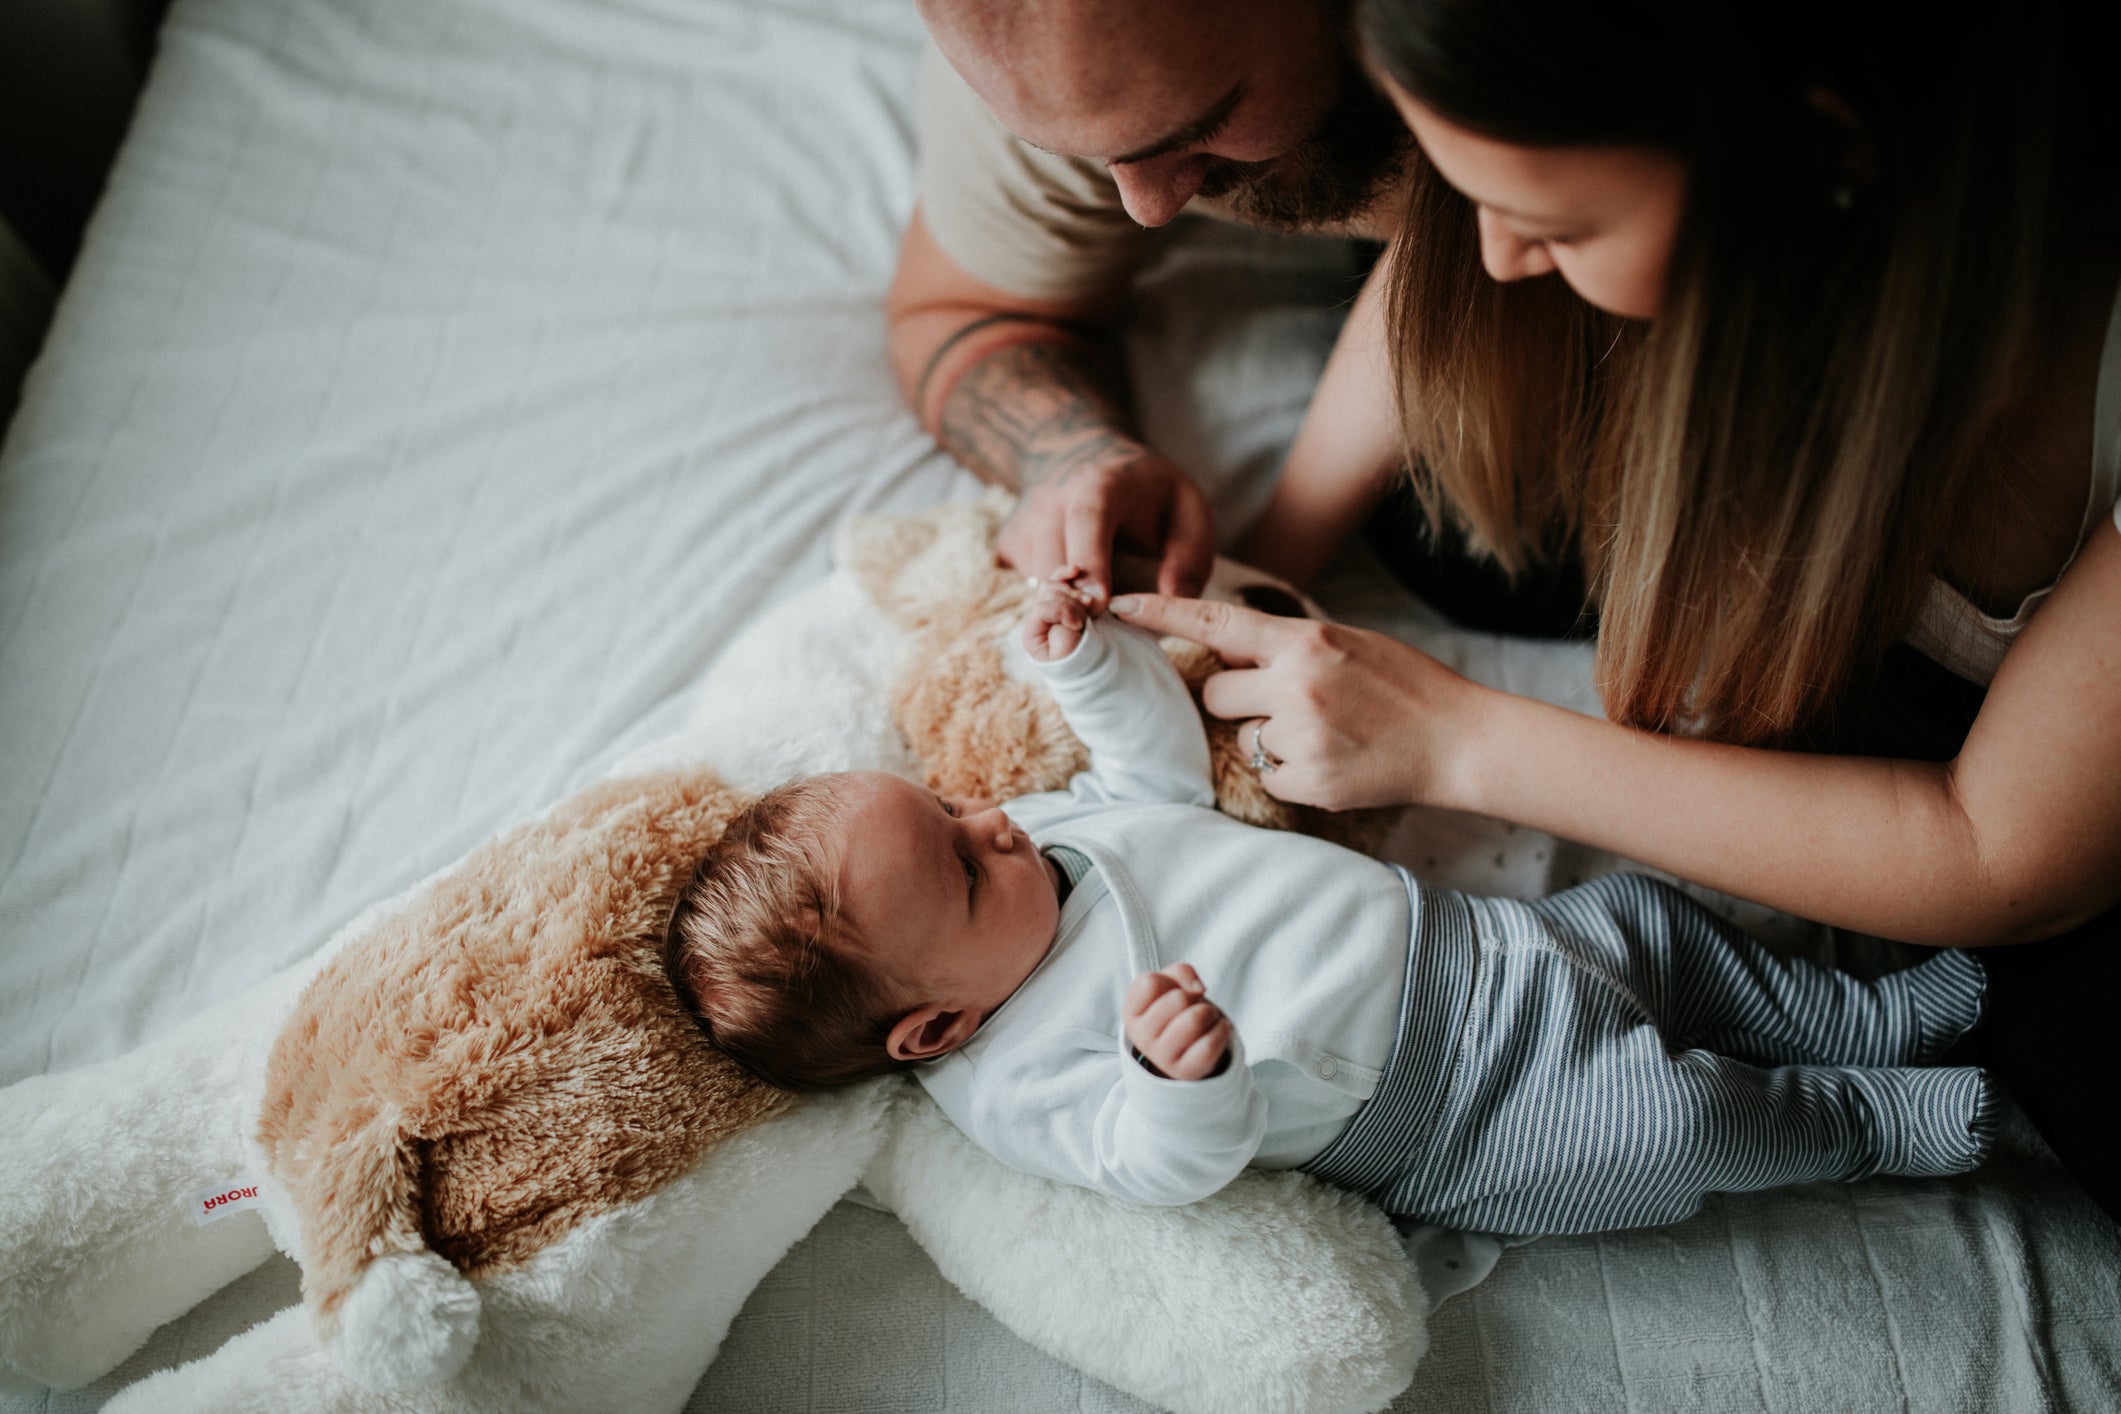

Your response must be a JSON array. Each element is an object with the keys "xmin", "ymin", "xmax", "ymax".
[{"xmin": 666, "ymin": 575, "xmax": 1996, "ymax": 1237}]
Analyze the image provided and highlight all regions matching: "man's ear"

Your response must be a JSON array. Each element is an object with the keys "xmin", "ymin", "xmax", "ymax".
[{"xmin": 886, "ymin": 1003, "xmax": 979, "ymax": 1062}]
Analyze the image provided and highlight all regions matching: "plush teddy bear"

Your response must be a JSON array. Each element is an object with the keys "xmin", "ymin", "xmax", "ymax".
[{"xmin": 0, "ymin": 494, "xmax": 1427, "ymax": 1414}]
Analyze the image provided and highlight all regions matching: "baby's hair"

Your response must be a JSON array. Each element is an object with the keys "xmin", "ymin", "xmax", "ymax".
[{"xmin": 664, "ymin": 775, "xmax": 910, "ymax": 1091}]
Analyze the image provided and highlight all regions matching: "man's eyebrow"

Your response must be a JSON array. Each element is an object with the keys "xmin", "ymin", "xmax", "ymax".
[{"xmin": 1105, "ymin": 82, "xmax": 1247, "ymax": 166}]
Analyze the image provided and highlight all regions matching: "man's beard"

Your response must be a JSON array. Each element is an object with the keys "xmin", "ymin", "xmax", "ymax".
[{"xmin": 1198, "ymin": 58, "xmax": 1410, "ymax": 229}]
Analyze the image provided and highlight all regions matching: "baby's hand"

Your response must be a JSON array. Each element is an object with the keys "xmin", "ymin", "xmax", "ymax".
[
  {"xmin": 1123, "ymin": 964, "xmax": 1232, "ymax": 1081},
  {"xmin": 1022, "ymin": 566, "xmax": 1101, "ymax": 662}
]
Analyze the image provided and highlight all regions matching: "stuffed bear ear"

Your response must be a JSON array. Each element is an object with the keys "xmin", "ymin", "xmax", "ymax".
[
  {"xmin": 835, "ymin": 511, "xmax": 940, "ymax": 623},
  {"xmin": 837, "ymin": 491, "xmax": 1017, "ymax": 629}
]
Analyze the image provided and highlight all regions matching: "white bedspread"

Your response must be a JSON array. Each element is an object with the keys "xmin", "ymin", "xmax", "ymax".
[{"xmin": 3, "ymin": 0, "xmax": 2115, "ymax": 1409}]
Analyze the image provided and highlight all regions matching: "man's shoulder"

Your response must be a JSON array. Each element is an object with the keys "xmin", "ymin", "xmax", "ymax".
[{"xmin": 914, "ymin": 41, "xmax": 1150, "ymax": 302}]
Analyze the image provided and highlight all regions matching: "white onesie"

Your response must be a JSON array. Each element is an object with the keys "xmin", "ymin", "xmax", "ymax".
[{"xmin": 914, "ymin": 618, "xmax": 1410, "ymax": 1206}]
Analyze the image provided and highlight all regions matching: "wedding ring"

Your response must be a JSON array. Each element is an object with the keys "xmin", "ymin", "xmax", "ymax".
[{"xmin": 1247, "ymin": 718, "xmax": 1282, "ymax": 775}]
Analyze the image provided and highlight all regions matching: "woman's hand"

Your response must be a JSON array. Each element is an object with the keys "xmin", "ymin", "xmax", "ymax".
[{"xmin": 1111, "ymin": 592, "xmax": 1484, "ymax": 811}]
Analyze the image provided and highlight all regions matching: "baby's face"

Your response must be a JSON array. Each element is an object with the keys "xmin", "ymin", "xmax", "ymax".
[{"xmin": 827, "ymin": 771, "xmax": 1063, "ymax": 1024}]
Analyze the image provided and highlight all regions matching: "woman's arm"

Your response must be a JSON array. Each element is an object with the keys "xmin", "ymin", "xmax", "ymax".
[
  {"xmin": 1235, "ymin": 256, "xmax": 1404, "ymax": 589},
  {"xmin": 1112, "ymin": 520, "xmax": 2121, "ymax": 947}
]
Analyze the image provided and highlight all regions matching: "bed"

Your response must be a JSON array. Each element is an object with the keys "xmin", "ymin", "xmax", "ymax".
[{"xmin": 3, "ymin": 0, "xmax": 2116, "ymax": 1409}]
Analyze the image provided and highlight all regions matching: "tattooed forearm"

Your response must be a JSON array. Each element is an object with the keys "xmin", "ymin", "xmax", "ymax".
[{"xmin": 936, "ymin": 339, "xmax": 1146, "ymax": 491}]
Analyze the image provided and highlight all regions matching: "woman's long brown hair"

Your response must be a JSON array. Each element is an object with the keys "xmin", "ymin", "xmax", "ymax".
[{"xmin": 1363, "ymin": 0, "xmax": 2085, "ymax": 744}]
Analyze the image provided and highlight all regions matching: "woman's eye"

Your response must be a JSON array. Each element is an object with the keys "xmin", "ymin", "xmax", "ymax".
[{"xmin": 940, "ymin": 800, "xmax": 958, "ymax": 817}]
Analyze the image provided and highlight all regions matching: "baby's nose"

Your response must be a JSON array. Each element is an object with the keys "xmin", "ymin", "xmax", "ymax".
[{"xmin": 966, "ymin": 802, "xmax": 1017, "ymax": 849}]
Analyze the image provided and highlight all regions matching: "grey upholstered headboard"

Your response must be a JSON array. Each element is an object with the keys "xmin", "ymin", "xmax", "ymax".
[
  {"xmin": 0, "ymin": 0, "xmax": 169, "ymax": 419},
  {"xmin": 0, "ymin": 0, "xmax": 172, "ymax": 280}
]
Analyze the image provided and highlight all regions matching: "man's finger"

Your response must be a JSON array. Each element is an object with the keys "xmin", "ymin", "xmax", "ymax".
[
  {"xmin": 1061, "ymin": 491, "xmax": 1116, "ymax": 609},
  {"xmin": 1110, "ymin": 593, "xmax": 1282, "ymax": 668},
  {"xmin": 997, "ymin": 517, "xmax": 1067, "ymax": 586},
  {"xmin": 1156, "ymin": 489, "xmax": 1216, "ymax": 600}
]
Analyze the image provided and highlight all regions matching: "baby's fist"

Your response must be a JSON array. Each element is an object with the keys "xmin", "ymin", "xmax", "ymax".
[
  {"xmin": 1022, "ymin": 567, "xmax": 1099, "ymax": 662},
  {"xmin": 1123, "ymin": 963, "xmax": 1232, "ymax": 1081}
]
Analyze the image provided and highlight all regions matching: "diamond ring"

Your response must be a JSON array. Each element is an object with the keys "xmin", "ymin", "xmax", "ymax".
[{"xmin": 1248, "ymin": 718, "xmax": 1282, "ymax": 775}]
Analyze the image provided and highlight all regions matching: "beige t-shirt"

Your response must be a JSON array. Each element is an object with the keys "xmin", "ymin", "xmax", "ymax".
[
  {"xmin": 916, "ymin": 44, "xmax": 1153, "ymax": 302},
  {"xmin": 916, "ymin": 44, "xmax": 1389, "ymax": 303}
]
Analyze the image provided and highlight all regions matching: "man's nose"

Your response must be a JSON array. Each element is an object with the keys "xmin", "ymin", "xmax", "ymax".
[{"xmin": 1109, "ymin": 153, "xmax": 1210, "ymax": 228}]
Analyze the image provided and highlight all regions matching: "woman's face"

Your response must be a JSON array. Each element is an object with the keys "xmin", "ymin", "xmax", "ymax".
[{"xmin": 1384, "ymin": 82, "xmax": 1687, "ymax": 320}]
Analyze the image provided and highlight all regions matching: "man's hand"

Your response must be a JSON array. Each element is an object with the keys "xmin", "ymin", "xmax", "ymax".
[
  {"xmin": 997, "ymin": 449, "xmax": 1216, "ymax": 612},
  {"xmin": 887, "ymin": 210, "xmax": 1217, "ymax": 607},
  {"xmin": 1123, "ymin": 964, "xmax": 1232, "ymax": 1081}
]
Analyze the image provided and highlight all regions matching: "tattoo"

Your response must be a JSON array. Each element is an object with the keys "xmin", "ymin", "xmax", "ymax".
[
  {"xmin": 936, "ymin": 339, "xmax": 1143, "ymax": 491},
  {"xmin": 914, "ymin": 313, "xmax": 1081, "ymax": 418}
]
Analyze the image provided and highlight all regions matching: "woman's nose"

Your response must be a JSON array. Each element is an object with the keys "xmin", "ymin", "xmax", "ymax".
[
  {"xmin": 1108, "ymin": 153, "xmax": 1211, "ymax": 228},
  {"xmin": 1475, "ymin": 208, "xmax": 1555, "ymax": 283}
]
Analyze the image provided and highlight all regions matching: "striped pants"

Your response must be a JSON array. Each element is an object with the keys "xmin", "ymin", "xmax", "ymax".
[{"xmin": 1304, "ymin": 873, "xmax": 1995, "ymax": 1238}]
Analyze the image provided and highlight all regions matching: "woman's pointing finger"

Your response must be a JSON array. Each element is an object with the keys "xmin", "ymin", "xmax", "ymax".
[{"xmin": 1109, "ymin": 593, "xmax": 1287, "ymax": 668}]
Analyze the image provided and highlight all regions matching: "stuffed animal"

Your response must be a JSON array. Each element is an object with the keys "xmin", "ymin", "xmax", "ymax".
[{"xmin": 0, "ymin": 493, "xmax": 1427, "ymax": 1414}]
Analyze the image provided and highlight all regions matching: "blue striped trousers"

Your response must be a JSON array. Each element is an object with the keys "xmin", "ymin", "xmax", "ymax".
[{"xmin": 1304, "ymin": 872, "xmax": 1995, "ymax": 1237}]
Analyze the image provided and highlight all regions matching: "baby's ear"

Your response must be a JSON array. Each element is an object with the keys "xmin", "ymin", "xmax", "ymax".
[{"xmin": 886, "ymin": 1004, "xmax": 977, "ymax": 1062}]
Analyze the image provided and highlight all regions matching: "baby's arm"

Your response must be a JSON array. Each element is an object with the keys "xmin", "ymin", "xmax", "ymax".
[
  {"xmin": 1021, "ymin": 573, "xmax": 1215, "ymax": 806},
  {"xmin": 959, "ymin": 1016, "xmax": 1267, "ymax": 1207}
]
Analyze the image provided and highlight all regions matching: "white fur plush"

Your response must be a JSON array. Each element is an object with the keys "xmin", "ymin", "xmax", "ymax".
[{"xmin": 0, "ymin": 497, "xmax": 1428, "ymax": 1413}]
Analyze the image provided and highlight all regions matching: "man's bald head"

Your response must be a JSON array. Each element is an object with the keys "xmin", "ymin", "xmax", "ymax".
[
  {"xmin": 922, "ymin": 0, "xmax": 1268, "ymax": 151},
  {"xmin": 919, "ymin": 0, "xmax": 1406, "ymax": 230}
]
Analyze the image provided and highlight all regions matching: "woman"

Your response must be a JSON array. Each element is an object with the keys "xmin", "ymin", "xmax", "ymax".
[{"xmin": 1113, "ymin": 0, "xmax": 2121, "ymax": 1217}]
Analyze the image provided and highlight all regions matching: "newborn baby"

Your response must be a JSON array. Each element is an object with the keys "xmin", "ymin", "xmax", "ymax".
[{"xmin": 665, "ymin": 574, "xmax": 1994, "ymax": 1237}]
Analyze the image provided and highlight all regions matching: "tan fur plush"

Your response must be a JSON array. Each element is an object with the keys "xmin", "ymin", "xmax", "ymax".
[
  {"xmin": 257, "ymin": 768, "xmax": 790, "ymax": 1336},
  {"xmin": 842, "ymin": 494, "xmax": 1397, "ymax": 854},
  {"xmin": 255, "ymin": 494, "xmax": 1394, "ymax": 1376}
]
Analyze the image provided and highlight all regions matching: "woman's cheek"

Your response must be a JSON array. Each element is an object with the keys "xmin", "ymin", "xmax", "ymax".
[{"xmin": 1555, "ymin": 247, "xmax": 1663, "ymax": 322}]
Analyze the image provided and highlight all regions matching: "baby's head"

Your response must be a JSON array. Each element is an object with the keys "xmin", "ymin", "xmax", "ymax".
[{"xmin": 665, "ymin": 770, "xmax": 1062, "ymax": 1090}]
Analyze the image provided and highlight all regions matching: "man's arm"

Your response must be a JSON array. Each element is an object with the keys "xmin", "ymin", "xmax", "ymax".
[{"xmin": 886, "ymin": 208, "xmax": 1216, "ymax": 603}]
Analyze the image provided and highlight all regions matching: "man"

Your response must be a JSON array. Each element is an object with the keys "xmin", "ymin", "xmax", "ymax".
[{"xmin": 887, "ymin": 0, "xmax": 1410, "ymax": 608}]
